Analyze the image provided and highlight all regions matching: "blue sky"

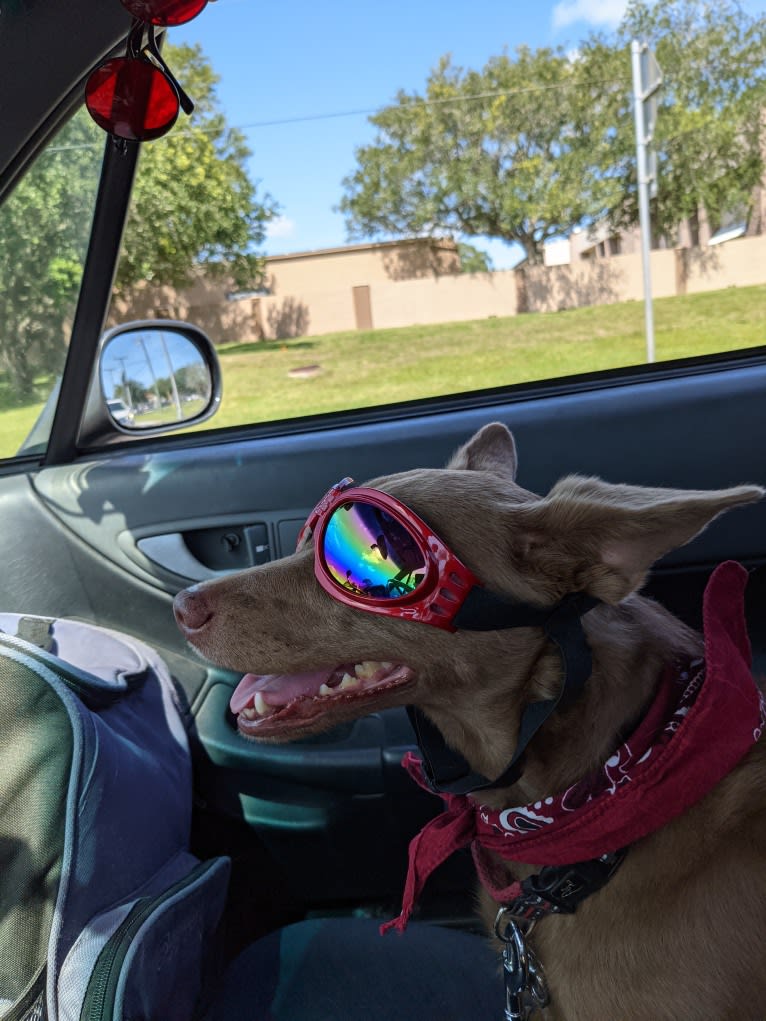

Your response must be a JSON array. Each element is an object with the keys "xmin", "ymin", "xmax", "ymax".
[{"xmin": 167, "ymin": 1, "xmax": 682, "ymax": 268}]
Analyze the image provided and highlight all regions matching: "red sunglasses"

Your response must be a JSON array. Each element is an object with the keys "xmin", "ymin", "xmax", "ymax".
[
  {"xmin": 297, "ymin": 478, "xmax": 481, "ymax": 631},
  {"xmin": 85, "ymin": 0, "xmax": 208, "ymax": 142}
]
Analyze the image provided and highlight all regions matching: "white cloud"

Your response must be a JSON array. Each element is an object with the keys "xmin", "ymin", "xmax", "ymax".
[
  {"xmin": 266, "ymin": 215, "xmax": 296, "ymax": 241},
  {"xmin": 552, "ymin": 0, "xmax": 628, "ymax": 31}
]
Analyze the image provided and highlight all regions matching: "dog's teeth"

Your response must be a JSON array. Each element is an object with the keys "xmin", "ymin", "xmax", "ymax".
[
  {"xmin": 340, "ymin": 672, "xmax": 360, "ymax": 689},
  {"xmin": 381, "ymin": 661, "xmax": 393, "ymax": 669},
  {"xmin": 319, "ymin": 683, "xmax": 333, "ymax": 696},
  {"xmin": 354, "ymin": 661, "xmax": 380, "ymax": 679},
  {"xmin": 241, "ymin": 707, "xmax": 256, "ymax": 720},
  {"xmin": 254, "ymin": 692, "xmax": 269, "ymax": 716}
]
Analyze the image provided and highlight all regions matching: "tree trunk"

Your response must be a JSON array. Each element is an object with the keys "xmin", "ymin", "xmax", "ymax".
[{"xmin": 519, "ymin": 236, "xmax": 545, "ymax": 266}]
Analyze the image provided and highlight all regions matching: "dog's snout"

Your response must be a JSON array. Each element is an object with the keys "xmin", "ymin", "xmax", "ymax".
[{"xmin": 173, "ymin": 586, "xmax": 213, "ymax": 633}]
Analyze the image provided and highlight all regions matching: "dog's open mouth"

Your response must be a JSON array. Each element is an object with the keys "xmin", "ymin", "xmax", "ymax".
[{"xmin": 230, "ymin": 660, "xmax": 415, "ymax": 736}]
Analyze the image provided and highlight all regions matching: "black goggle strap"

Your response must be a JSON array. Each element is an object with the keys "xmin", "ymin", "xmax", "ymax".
[{"xmin": 407, "ymin": 590, "xmax": 600, "ymax": 796}]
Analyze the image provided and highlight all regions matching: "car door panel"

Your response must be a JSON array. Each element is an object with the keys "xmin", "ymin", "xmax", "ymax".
[{"xmin": 26, "ymin": 351, "xmax": 766, "ymax": 599}]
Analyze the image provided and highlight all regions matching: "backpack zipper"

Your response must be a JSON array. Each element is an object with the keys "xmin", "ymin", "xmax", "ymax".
[{"xmin": 78, "ymin": 860, "xmax": 216, "ymax": 1021}]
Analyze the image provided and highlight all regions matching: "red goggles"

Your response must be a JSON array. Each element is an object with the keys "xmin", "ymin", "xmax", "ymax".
[
  {"xmin": 297, "ymin": 478, "xmax": 481, "ymax": 631},
  {"xmin": 85, "ymin": 0, "xmax": 208, "ymax": 142}
]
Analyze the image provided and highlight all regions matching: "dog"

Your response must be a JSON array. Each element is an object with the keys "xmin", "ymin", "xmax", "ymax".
[{"xmin": 174, "ymin": 423, "xmax": 766, "ymax": 1021}]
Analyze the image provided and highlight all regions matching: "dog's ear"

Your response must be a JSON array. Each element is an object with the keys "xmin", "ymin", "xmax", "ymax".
[
  {"xmin": 510, "ymin": 477, "xmax": 764, "ymax": 604},
  {"xmin": 447, "ymin": 422, "xmax": 518, "ymax": 480}
]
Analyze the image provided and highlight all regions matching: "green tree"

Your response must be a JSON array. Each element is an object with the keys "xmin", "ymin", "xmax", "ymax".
[
  {"xmin": 592, "ymin": 0, "xmax": 766, "ymax": 239},
  {"xmin": 457, "ymin": 242, "xmax": 493, "ymax": 273},
  {"xmin": 0, "ymin": 111, "xmax": 103, "ymax": 397},
  {"xmin": 340, "ymin": 1, "xmax": 766, "ymax": 261},
  {"xmin": 116, "ymin": 377, "xmax": 149, "ymax": 406},
  {"xmin": 0, "ymin": 42, "xmax": 276, "ymax": 399},
  {"xmin": 154, "ymin": 376, "xmax": 174, "ymax": 402},
  {"xmin": 116, "ymin": 43, "xmax": 278, "ymax": 292},
  {"xmin": 339, "ymin": 48, "xmax": 622, "ymax": 264}
]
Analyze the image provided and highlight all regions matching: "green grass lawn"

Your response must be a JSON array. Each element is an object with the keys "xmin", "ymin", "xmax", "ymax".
[
  {"xmin": 207, "ymin": 284, "xmax": 766, "ymax": 430},
  {"xmin": 2, "ymin": 284, "xmax": 764, "ymax": 456}
]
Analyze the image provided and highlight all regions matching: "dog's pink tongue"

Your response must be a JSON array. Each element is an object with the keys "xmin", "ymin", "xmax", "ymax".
[{"xmin": 230, "ymin": 669, "xmax": 334, "ymax": 714}]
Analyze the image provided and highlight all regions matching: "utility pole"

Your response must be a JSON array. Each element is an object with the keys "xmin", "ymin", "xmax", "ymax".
[
  {"xmin": 158, "ymin": 331, "xmax": 184, "ymax": 421},
  {"xmin": 137, "ymin": 333, "xmax": 162, "ymax": 410},
  {"xmin": 631, "ymin": 40, "xmax": 662, "ymax": 363},
  {"xmin": 115, "ymin": 355, "xmax": 133, "ymax": 410}
]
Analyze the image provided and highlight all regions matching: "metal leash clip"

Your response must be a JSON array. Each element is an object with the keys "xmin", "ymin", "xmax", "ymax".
[{"xmin": 495, "ymin": 909, "xmax": 550, "ymax": 1021}]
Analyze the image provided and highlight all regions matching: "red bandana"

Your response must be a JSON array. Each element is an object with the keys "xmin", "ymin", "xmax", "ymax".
[{"xmin": 382, "ymin": 561, "xmax": 765, "ymax": 934}]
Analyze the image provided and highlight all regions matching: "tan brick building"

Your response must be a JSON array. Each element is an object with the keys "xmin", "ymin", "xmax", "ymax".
[
  {"xmin": 111, "ymin": 224, "xmax": 766, "ymax": 343},
  {"xmin": 111, "ymin": 238, "xmax": 464, "ymax": 343}
]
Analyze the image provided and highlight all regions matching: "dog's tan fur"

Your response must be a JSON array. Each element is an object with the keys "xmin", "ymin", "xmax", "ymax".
[{"xmin": 178, "ymin": 424, "xmax": 766, "ymax": 1020}]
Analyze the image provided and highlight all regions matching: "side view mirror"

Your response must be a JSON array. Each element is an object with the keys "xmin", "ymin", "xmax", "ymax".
[
  {"xmin": 99, "ymin": 321, "xmax": 221, "ymax": 433},
  {"xmin": 16, "ymin": 321, "xmax": 223, "ymax": 457}
]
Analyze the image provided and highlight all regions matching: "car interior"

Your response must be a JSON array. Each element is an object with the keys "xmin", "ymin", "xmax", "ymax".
[{"xmin": 1, "ymin": 0, "xmax": 765, "ymax": 1015}]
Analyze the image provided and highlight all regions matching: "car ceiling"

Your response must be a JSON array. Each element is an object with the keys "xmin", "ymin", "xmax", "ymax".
[{"xmin": 0, "ymin": 0, "xmax": 131, "ymax": 198}]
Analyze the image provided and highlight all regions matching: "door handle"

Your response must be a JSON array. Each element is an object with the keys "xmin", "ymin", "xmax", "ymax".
[{"xmin": 137, "ymin": 533, "xmax": 233, "ymax": 581}]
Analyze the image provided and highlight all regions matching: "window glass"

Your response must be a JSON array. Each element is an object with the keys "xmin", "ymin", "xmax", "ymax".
[
  {"xmin": 0, "ymin": 109, "xmax": 104, "ymax": 459},
  {"xmin": 109, "ymin": 5, "xmax": 766, "ymax": 436}
]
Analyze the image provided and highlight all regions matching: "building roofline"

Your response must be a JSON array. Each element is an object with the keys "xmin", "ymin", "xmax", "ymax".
[{"xmin": 264, "ymin": 237, "xmax": 457, "ymax": 263}]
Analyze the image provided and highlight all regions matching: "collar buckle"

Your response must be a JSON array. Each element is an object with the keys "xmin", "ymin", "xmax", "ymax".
[
  {"xmin": 494, "ymin": 850, "xmax": 628, "ymax": 941},
  {"xmin": 520, "ymin": 850, "xmax": 627, "ymax": 915}
]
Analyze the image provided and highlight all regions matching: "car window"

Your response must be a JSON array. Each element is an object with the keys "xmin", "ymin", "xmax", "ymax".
[
  {"xmin": 104, "ymin": 3, "xmax": 765, "ymax": 436},
  {"xmin": 0, "ymin": 108, "xmax": 105, "ymax": 460}
]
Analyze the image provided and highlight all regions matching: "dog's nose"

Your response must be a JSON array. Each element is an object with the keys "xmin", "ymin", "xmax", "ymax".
[{"xmin": 173, "ymin": 586, "xmax": 213, "ymax": 633}]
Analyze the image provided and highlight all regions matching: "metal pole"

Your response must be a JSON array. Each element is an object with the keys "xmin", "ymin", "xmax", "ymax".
[
  {"xmin": 631, "ymin": 40, "xmax": 655, "ymax": 363},
  {"xmin": 158, "ymin": 331, "xmax": 184, "ymax": 421},
  {"xmin": 115, "ymin": 355, "xmax": 134, "ymax": 410},
  {"xmin": 137, "ymin": 334, "xmax": 162, "ymax": 410}
]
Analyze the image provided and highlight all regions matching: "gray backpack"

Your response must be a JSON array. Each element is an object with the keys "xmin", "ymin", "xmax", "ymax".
[{"xmin": 0, "ymin": 615, "xmax": 230, "ymax": 1021}]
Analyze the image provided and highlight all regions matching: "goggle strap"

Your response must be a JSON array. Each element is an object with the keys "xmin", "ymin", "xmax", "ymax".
[
  {"xmin": 407, "ymin": 706, "xmax": 490, "ymax": 793},
  {"xmin": 409, "ymin": 590, "xmax": 600, "ymax": 795},
  {"xmin": 541, "ymin": 592, "xmax": 601, "ymax": 710}
]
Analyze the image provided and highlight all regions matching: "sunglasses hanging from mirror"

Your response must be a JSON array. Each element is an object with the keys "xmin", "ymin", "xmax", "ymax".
[{"xmin": 85, "ymin": 0, "xmax": 211, "ymax": 144}]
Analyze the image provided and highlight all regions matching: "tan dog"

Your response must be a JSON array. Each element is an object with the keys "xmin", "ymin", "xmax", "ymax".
[{"xmin": 175, "ymin": 423, "xmax": 766, "ymax": 1021}]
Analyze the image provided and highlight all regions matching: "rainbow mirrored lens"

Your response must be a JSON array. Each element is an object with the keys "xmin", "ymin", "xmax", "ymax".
[{"xmin": 323, "ymin": 501, "xmax": 427, "ymax": 599}]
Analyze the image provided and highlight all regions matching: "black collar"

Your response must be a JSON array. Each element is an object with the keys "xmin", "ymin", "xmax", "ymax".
[{"xmin": 407, "ymin": 589, "xmax": 600, "ymax": 795}]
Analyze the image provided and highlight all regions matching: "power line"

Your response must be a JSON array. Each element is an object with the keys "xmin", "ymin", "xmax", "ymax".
[
  {"xmin": 46, "ymin": 76, "xmax": 631, "ymax": 153},
  {"xmin": 44, "ymin": 109, "xmax": 725, "ymax": 162},
  {"xmin": 231, "ymin": 77, "xmax": 631, "ymax": 131}
]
